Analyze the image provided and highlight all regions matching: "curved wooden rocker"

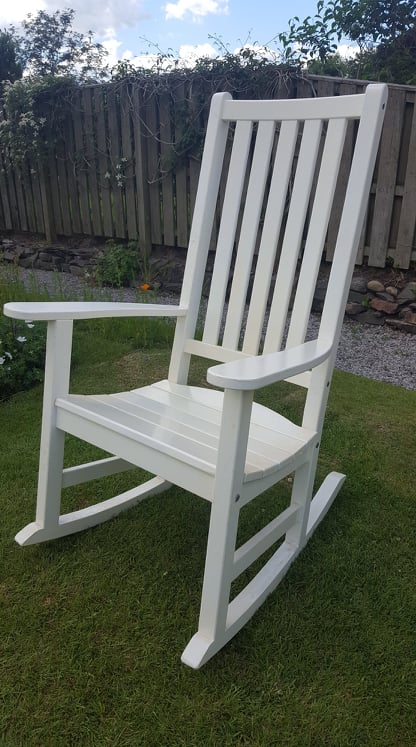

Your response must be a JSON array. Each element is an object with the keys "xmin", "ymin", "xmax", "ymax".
[{"xmin": 4, "ymin": 84, "xmax": 387, "ymax": 668}]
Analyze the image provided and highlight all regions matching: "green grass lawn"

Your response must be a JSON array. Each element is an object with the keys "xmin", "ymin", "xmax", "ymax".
[{"xmin": 0, "ymin": 334, "xmax": 414, "ymax": 746}]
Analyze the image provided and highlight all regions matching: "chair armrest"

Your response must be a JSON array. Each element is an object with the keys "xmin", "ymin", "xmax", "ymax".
[
  {"xmin": 207, "ymin": 340, "xmax": 332, "ymax": 390},
  {"xmin": 3, "ymin": 301, "xmax": 187, "ymax": 321}
]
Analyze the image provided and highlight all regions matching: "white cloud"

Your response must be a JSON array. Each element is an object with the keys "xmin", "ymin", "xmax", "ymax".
[
  {"xmin": 116, "ymin": 42, "xmax": 216, "ymax": 70},
  {"xmin": 0, "ymin": 0, "xmax": 148, "ymax": 37},
  {"xmin": 164, "ymin": 0, "xmax": 228, "ymax": 21},
  {"xmin": 178, "ymin": 42, "xmax": 216, "ymax": 62},
  {"xmin": 0, "ymin": 0, "xmax": 45, "ymax": 26},
  {"xmin": 101, "ymin": 38, "xmax": 123, "ymax": 68}
]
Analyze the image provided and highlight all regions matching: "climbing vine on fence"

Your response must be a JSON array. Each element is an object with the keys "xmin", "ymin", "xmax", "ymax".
[{"xmin": 0, "ymin": 76, "xmax": 76, "ymax": 165}]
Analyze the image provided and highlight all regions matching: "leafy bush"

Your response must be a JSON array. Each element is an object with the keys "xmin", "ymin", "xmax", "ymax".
[
  {"xmin": 94, "ymin": 241, "xmax": 142, "ymax": 287},
  {"xmin": 0, "ymin": 316, "xmax": 46, "ymax": 400}
]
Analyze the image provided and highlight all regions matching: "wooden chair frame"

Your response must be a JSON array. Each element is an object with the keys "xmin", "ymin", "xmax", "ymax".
[{"xmin": 4, "ymin": 84, "xmax": 387, "ymax": 668}]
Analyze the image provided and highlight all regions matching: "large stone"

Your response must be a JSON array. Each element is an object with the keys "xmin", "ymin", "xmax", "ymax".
[
  {"xmin": 397, "ymin": 284, "xmax": 416, "ymax": 303},
  {"xmin": 385, "ymin": 285, "xmax": 398, "ymax": 297},
  {"xmin": 345, "ymin": 302, "xmax": 366, "ymax": 315},
  {"xmin": 399, "ymin": 308, "xmax": 416, "ymax": 322},
  {"xmin": 19, "ymin": 255, "xmax": 37, "ymax": 268},
  {"xmin": 385, "ymin": 318, "xmax": 416, "ymax": 334},
  {"xmin": 367, "ymin": 279, "xmax": 385, "ymax": 293},
  {"xmin": 376, "ymin": 291, "xmax": 397, "ymax": 302},
  {"xmin": 348, "ymin": 289, "xmax": 368, "ymax": 303},
  {"xmin": 369, "ymin": 297, "xmax": 399, "ymax": 314},
  {"xmin": 350, "ymin": 277, "xmax": 368, "ymax": 293},
  {"xmin": 357, "ymin": 309, "xmax": 385, "ymax": 325}
]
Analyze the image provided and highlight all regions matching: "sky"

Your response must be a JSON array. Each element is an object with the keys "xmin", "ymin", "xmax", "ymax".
[{"xmin": 0, "ymin": 0, "xmax": 325, "ymax": 68}]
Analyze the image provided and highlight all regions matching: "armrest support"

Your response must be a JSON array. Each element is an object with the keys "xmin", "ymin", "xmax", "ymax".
[
  {"xmin": 3, "ymin": 301, "xmax": 187, "ymax": 321},
  {"xmin": 207, "ymin": 340, "xmax": 332, "ymax": 390}
]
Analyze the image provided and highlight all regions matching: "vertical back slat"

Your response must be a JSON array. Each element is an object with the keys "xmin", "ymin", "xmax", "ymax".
[
  {"xmin": 242, "ymin": 120, "xmax": 299, "ymax": 354},
  {"xmin": 222, "ymin": 120, "xmax": 276, "ymax": 349},
  {"xmin": 203, "ymin": 120, "xmax": 253, "ymax": 345},
  {"xmin": 169, "ymin": 93, "xmax": 231, "ymax": 384},
  {"xmin": 286, "ymin": 118, "xmax": 348, "ymax": 348},
  {"xmin": 263, "ymin": 119, "xmax": 323, "ymax": 353}
]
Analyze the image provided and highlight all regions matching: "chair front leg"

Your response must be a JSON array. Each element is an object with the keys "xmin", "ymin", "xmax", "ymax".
[
  {"xmin": 182, "ymin": 388, "xmax": 253, "ymax": 668},
  {"xmin": 15, "ymin": 320, "xmax": 73, "ymax": 546}
]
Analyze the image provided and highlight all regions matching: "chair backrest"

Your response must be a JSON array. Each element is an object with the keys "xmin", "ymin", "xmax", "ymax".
[{"xmin": 169, "ymin": 85, "xmax": 388, "ymax": 391}]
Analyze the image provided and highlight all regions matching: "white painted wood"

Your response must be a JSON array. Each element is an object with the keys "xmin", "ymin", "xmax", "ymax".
[
  {"xmin": 222, "ymin": 120, "xmax": 276, "ymax": 349},
  {"xmin": 222, "ymin": 93, "xmax": 366, "ymax": 122},
  {"xmin": 243, "ymin": 120, "xmax": 299, "ymax": 353},
  {"xmin": 4, "ymin": 301, "xmax": 186, "ymax": 321},
  {"xmin": 203, "ymin": 120, "xmax": 253, "ymax": 345},
  {"xmin": 15, "ymin": 477, "xmax": 170, "ymax": 546},
  {"xmin": 5, "ymin": 84, "xmax": 388, "ymax": 669},
  {"xmin": 263, "ymin": 118, "xmax": 323, "ymax": 354},
  {"xmin": 62, "ymin": 456, "xmax": 136, "ymax": 488},
  {"xmin": 286, "ymin": 118, "xmax": 348, "ymax": 348},
  {"xmin": 232, "ymin": 504, "xmax": 300, "ymax": 580},
  {"xmin": 34, "ymin": 320, "xmax": 73, "ymax": 532},
  {"xmin": 207, "ymin": 339, "xmax": 332, "ymax": 389}
]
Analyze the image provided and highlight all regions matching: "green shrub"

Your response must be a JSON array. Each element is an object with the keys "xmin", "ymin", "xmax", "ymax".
[
  {"xmin": 0, "ymin": 316, "xmax": 46, "ymax": 400},
  {"xmin": 94, "ymin": 241, "xmax": 141, "ymax": 287}
]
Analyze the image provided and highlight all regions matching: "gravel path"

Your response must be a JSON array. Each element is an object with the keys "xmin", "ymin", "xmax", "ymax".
[{"xmin": 10, "ymin": 267, "xmax": 416, "ymax": 392}]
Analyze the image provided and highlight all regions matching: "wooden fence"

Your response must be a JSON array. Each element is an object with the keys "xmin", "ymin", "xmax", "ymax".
[{"xmin": 0, "ymin": 73, "xmax": 415, "ymax": 268}]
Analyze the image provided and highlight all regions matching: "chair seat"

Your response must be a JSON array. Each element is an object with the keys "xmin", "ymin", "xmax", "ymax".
[{"xmin": 56, "ymin": 380, "xmax": 316, "ymax": 486}]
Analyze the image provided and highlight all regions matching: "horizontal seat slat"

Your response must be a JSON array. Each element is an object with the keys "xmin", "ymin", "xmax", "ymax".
[{"xmin": 57, "ymin": 382, "xmax": 315, "ymax": 482}]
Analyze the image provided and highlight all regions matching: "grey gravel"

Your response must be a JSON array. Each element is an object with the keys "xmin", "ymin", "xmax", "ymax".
[{"xmin": 11, "ymin": 267, "xmax": 416, "ymax": 392}]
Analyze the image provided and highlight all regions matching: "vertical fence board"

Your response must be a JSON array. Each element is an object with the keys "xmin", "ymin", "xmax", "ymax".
[
  {"xmin": 14, "ymin": 163, "xmax": 28, "ymax": 232},
  {"xmin": 159, "ymin": 91, "xmax": 175, "ymax": 246},
  {"xmin": 0, "ymin": 153, "xmax": 13, "ymax": 230},
  {"xmin": 7, "ymin": 170, "xmax": 20, "ymax": 229},
  {"xmin": 107, "ymin": 87, "xmax": 126, "ymax": 238},
  {"xmin": 62, "ymin": 114, "xmax": 81, "ymax": 235},
  {"xmin": 395, "ymin": 96, "xmax": 416, "ymax": 267},
  {"xmin": 29, "ymin": 157, "xmax": 45, "ymax": 234},
  {"xmin": 145, "ymin": 93, "xmax": 162, "ymax": 245},
  {"xmin": 326, "ymin": 82, "xmax": 357, "ymax": 262},
  {"xmin": 48, "ymin": 145, "xmax": 64, "ymax": 236},
  {"xmin": 55, "ymin": 145, "xmax": 72, "ymax": 235},
  {"xmin": 95, "ymin": 86, "xmax": 113, "ymax": 237},
  {"xmin": 174, "ymin": 82, "xmax": 189, "ymax": 247},
  {"xmin": 132, "ymin": 87, "xmax": 152, "ymax": 253},
  {"xmin": 83, "ymin": 87, "xmax": 103, "ymax": 236},
  {"xmin": 368, "ymin": 88, "xmax": 406, "ymax": 267},
  {"xmin": 22, "ymin": 162, "xmax": 37, "ymax": 232},
  {"xmin": 39, "ymin": 161, "xmax": 56, "ymax": 242},
  {"xmin": 120, "ymin": 84, "xmax": 137, "ymax": 240},
  {"xmin": 72, "ymin": 90, "xmax": 92, "ymax": 234}
]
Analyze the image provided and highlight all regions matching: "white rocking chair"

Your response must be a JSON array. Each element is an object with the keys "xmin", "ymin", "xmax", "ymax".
[{"xmin": 5, "ymin": 84, "xmax": 387, "ymax": 668}]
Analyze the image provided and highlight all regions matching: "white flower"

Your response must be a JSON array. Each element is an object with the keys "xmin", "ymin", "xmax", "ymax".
[
  {"xmin": 24, "ymin": 321, "xmax": 35, "ymax": 328},
  {"xmin": 5, "ymin": 352, "xmax": 12, "ymax": 359},
  {"xmin": 16, "ymin": 336, "xmax": 26, "ymax": 343},
  {"xmin": 0, "ymin": 357, "xmax": 5, "ymax": 365}
]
